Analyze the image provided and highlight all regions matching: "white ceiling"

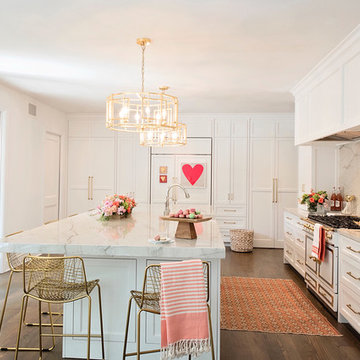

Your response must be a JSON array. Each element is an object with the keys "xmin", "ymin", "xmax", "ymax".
[{"xmin": 0, "ymin": 0, "xmax": 360, "ymax": 114}]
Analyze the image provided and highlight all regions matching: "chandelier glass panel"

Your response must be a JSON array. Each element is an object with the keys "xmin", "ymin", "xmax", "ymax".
[{"xmin": 106, "ymin": 38, "xmax": 186, "ymax": 146}]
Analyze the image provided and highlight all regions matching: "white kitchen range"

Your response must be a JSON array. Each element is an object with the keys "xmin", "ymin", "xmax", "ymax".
[{"xmin": 0, "ymin": 3, "xmax": 360, "ymax": 360}]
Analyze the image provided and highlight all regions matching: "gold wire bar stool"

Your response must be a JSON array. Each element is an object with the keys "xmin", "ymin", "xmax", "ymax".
[
  {"xmin": 14, "ymin": 255, "xmax": 105, "ymax": 360},
  {"xmin": 122, "ymin": 261, "xmax": 215, "ymax": 360},
  {"xmin": 0, "ymin": 232, "xmax": 58, "ymax": 352}
]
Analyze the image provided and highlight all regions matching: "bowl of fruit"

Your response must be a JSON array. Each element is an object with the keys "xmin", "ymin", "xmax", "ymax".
[{"xmin": 160, "ymin": 208, "xmax": 212, "ymax": 239}]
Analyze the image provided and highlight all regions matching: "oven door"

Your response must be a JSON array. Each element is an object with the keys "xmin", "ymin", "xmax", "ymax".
[
  {"xmin": 305, "ymin": 233, "xmax": 317, "ymax": 274},
  {"xmin": 318, "ymin": 243, "xmax": 338, "ymax": 291}
]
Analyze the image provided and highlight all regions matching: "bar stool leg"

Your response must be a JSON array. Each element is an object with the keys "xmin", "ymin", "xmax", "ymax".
[
  {"xmin": 47, "ymin": 302, "xmax": 56, "ymax": 349},
  {"xmin": 0, "ymin": 271, "xmax": 14, "ymax": 332},
  {"xmin": 96, "ymin": 284, "xmax": 105, "ymax": 360},
  {"xmin": 38, "ymin": 300, "xmax": 43, "ymax": 360},
  {"xmin": 14, "ymin": 295, "xmax": 26, "ymax": 360},
  {"xmin": 137, "ymin": 309, "xmax": 143, "ymax": 360},
  {"xmin": 87, "ymin": 295, "xmax": 92, "ymax": 360},
  {"xmin": 123, "ymin": 297, "xmax": 133, "ymax": 359},
  {"xmin": 207, "ymin": 304, "xmax": 215, "ymax": 360}
]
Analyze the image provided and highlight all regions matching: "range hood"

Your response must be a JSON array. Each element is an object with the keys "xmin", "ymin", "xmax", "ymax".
[{"xmin": 315, "ymin": 129, "xmax": 360, "ymax": 142}]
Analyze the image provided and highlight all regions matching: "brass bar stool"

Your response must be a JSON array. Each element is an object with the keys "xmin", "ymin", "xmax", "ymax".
[
  {"xmin": 122, "ymin": 261, "xmax": 215, "ymax": 360},
  {"xmin": 0, "ymin": 232, "xmax": 58, "ymax": 352},
  {"xmin": 14, "ymin": 255, "xmax": 105, "ymax": 360}
]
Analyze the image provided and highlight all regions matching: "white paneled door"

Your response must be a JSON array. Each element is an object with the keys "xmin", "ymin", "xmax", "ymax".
[{"xmin": 44, "ymin": 132, "xmax": 61, "ymax": 224}]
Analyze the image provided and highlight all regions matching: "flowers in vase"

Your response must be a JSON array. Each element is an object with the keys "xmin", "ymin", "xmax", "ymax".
[
  {"xmin": 98, "ymin": 194, "xmax": 136, "ymax": 221},
  {"xmin": 301, "ymin": 190, "xmax": 328, "ymax": 212}
]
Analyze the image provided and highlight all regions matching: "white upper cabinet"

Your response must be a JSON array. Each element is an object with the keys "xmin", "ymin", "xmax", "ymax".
[
  {"xmin": 344, "ymin": 51, "xmax": 360, "ymax": 128},
  {"xmin": 214, "ymin": 116, "xmax": 248, "ymax": 138},
  {"xmin": 292, "ymin": 26, "xmax": 360, "ymax": 145}
]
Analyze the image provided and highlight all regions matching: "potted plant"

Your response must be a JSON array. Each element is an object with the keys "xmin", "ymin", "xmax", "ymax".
[
  {"xmin": 98, "ymin": 194, "xmax": 136, "ymax": 221},
  {"xmin": 301, "ymin": 190, "xmax": 328, "ymax": 213}
]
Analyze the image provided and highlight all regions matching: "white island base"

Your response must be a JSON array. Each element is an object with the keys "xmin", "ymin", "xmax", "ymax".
[{"xmin": 0, "ymin": 205, "xmax": 225, "ymax": 360}]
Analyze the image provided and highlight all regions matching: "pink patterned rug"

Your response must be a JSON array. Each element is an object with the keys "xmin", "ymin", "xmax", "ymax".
[{"xmin": 221, "ymin": 277, "xmax": 341, "ymax": 336}]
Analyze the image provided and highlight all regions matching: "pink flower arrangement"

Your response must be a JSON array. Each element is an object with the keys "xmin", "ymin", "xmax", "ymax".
[{"xmin": 98, "ymin": 194, "xmax": 136, "ymax": 221}]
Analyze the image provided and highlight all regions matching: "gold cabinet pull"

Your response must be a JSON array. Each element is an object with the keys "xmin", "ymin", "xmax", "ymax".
[
  {"xmin": 286, "ymin": 250, "xmax": 292, "ymax": 255},
  {"xmin": 224, "ymin": 209, "xmax": 237, "ymax": 212},
  {"xmin": 224, "ymin": 221, "xmax": 236, "ymax": 225},
  {"xmin": 88, "ymin": 176, "xmax": 90, "ymax": 200},
  {"xmin": 296, "ymin": 259, "xmax": 304, "ymax": 266},
  {"xmin": 347, "ymin": 246, "xmax": 360, "ymax": 254},
  {"xmin": 347, "ymin": 271, "xmax": 360, "ymax": 281},
  {"xmin": 346, "ymin": 304, "xmax": 360, "ymax": 315},
  {"xmin": 309, "ymin": 256, "xmax": 321, "ymax": 264},
  {"xmin": 296, "ymin": 238, "xmax": 304, "ymax": 243},
  {"xmin": 286, "ymin": 216, "xmax": 292, "ymax": 221},
  {"xmin": 272, "ymin": 178, "xmax": 275, "ymax": 203},
  {"xmin": 91, "ymin": 176, "xmax": 94, "ymax": 200},
  {"xmin": 286, "ymin": 231, "xmax": 292, "ymax": 236},
  {"xmin": 275, "ymin": 178, "xmax": 278, "ymax": 203}
]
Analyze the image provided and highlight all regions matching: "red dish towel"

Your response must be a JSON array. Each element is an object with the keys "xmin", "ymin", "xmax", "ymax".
[
  {"xmin": 312, "ymin": 224, "xmax": 325, "ymax": 262},
  {"xmin": 160, "ymin": 259, "xmax": 210, "ymax": 359}
]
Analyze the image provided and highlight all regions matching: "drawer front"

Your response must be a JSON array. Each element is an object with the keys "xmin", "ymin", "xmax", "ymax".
[
  {"xmin": 215, "ymin": 206, "xmax": 246, "ymax": 217},
  {"xmin": 339, "ymin": 285, "xmax": 360, "ymax": 333},
  {"xmin": 340, "ymin": 256, "xmax": 360, "ymax": 295},
  {"xmin": 284, "ymin": 212, "xmax": 299, "ymax": 228},
  {"xmin": 294, "ymin": 231, "xmax": 305, "ymax": 250},
  {"xmin": 284, "ymin": 242, "xmax": 295, "ymax": 264},
  {"xmin": 340, "ymin": 235, "xmax": 360, "ymax": 263},
  {"xmin": 318, "ymin": 283, "xmax": 337, "ymax": 311},
  {"xmin": 284, "ymin": 224, "xmax": 296, "ymax": 242},
  {"xmin": 216, "ymin": 218, "xmax": 246, "ymax": 228},
  {"xmin": 294, "ymin": 250, "xmax": 305, "ymax": 278},
  {"xmin": 305, "ymin": 272, "xmax": 317, "ymax": 292}
]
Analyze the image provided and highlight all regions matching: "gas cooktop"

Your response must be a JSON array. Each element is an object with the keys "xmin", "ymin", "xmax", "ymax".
[{"xmin": 307, "ymin": 214, "xmax": 360, "ymax": 229}]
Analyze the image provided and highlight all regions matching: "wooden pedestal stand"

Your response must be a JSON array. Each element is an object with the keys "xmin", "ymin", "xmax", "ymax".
[{"xmin": 160, "ymin": 216, "xmax": 212, "ymax": 239}]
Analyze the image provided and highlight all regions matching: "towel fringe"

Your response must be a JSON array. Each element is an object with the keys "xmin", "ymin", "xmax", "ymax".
[{"xmin": 161, "ymin": 338, "xmax": 210, "ymax": 359}]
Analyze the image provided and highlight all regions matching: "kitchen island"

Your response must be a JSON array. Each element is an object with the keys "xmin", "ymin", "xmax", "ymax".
[{"xmin": 0, "ymin": 205, "xmax": 225, "ymax": 359}]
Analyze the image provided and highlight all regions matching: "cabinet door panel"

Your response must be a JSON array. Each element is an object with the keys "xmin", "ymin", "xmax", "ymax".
[
  {"xmin": 232, "ymin": 118, "xmax": 248, "ymax": 138},
  {"xmin": 309, "ymin": 69, "xmax": 342, "ymax": 136},
  {"xmin": 68, "ymin": 139, "xmax": 91, "ymax": 187},
  {"xmin": 250, "ymin": 118, "xmax": 276, "ymax": 138},
  {"xmin": 277, "ymin": 139, "xmax": 298, "ymax": 191},
  {"xmin": 91, "ymin": 138, "xmax": 115, "ymax": 190},
  {"xmin": 231, "ymin": 138, "xmax": 247, "ymax": 204},
  {"xmin": 214, "ymin": 119, "xmax": 231, "ymax": 137},
  {"xmin": 250, "ymin": 138, "xmax": 275, "ymax": 190},
  {"xmin": 214, "ymin": 139, "xmax": 231, "ymax": 205},
  {"xmin": 344, "ymin": 52, "xmax": 360, "ymax": 128},
  {"xmin": 251, "ymin": 192, "xmax": 274, "ymax": 247}
]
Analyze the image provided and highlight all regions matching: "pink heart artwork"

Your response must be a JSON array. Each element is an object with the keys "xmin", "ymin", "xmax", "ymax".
[{"xmin": 182, "ymin": 164, "xmax": 204, "ymax": 186}]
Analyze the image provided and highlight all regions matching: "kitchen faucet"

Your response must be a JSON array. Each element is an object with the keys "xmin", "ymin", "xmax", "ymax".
[{"xmin": 164, "ymin": 184, "xmax": 190, "ymax": 216}]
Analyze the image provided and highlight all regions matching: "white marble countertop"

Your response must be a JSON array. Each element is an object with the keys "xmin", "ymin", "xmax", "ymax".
[
  {"xmin": 284, "ymin": 207, "xmax": 309, "ymax": 219},
  {"xmin": 338, "ymin": 229, "xmax": 360, "ymax": 243},
  {"xmin": 0, "ymin": 205, "xmax": 225, "ymax": 259}
]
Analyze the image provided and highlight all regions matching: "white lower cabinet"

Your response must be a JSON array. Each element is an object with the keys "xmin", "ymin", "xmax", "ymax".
[
  {"xmin": 338, "ymin": 234, "xmax": 360, "ymax": 333},
  {"xmin": 283, "ymin": 211, "xmax": 305, "ymax": 278}
]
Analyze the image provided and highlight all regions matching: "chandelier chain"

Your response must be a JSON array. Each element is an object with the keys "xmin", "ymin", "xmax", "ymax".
[{"xmin": 141, "ymin": 45, "xmax": 145, "ymax": 92}]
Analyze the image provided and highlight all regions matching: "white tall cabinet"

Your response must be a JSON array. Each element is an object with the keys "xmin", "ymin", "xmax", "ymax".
[
  {"xmin": 213, "ymin": 116, "xmax": 248, "ymax": 243},
  {"xmin": 68, "ymin": 117, "xmax": 116, "ymax": 215},
  {"xmin": 249, "ymin": 116, "xmax": 298, "ymax": 248},
  {"xmin": 67, "ymin": 116, "xmax": 149, "ymax": 216}
]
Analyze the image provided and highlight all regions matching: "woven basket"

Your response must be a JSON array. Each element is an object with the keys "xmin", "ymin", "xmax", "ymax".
[{"xmin": 230, "ymin": 229, "xmax": 254, "ymax": 253}]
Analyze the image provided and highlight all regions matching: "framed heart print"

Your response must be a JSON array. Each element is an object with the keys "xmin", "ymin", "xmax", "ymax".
[{"xmin": 180, "ymin": 162, "xmax": 207, "ymax": 188}]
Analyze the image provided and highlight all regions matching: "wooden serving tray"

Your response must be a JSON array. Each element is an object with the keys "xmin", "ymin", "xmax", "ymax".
[{"xmin": 160, "ymin": 216, "xmax": 212, "ymax": 239}]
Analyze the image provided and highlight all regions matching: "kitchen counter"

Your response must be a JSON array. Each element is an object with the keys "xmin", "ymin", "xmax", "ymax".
[
  {"xmin": 0, "ymin": 205, "xmax": 225, "ymax": 259},
  {"xmin": 338, "ymin": 229, "xmax": 360, "ymax": 243},
  {"xmin": 284, "ymin": 207, "xmax": 309, "ymax": 219},
  {"xmin": 0, "ymin": 205, "xmax": 224, "ymax": 360}
]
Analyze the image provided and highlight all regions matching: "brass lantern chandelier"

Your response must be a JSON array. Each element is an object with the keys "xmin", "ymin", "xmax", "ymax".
[
  {"xmin": 139, "ymin": 122, "xmax": 187, "ymax": 147},
  {"xmin": 106, "ymin": 38, "xmax": 180, "ymax": 133}
]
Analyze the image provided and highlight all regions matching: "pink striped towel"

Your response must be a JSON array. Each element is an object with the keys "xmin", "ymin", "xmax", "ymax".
[{"xmin": 160, "ymin": 259, "xmax": 210, "ymax": 359}]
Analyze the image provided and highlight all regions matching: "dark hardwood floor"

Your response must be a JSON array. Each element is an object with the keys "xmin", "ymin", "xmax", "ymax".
[
  {"xmin": 221, "ymin": 248, "xmax": 360, "ymax": 360},
  {"xmin": 0, "ymin": 248, "xmax": 359, "ymax": 359}
]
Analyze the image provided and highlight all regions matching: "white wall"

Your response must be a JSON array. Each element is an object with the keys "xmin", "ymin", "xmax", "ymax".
[{"xmin": 0, "ymin": 83, "xmax": 68, "ymax": 242}]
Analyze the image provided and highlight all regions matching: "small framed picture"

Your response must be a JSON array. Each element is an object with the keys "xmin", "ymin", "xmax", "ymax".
[
  {"xmin": 159, "ymin": 175, "xmax": 167, "ymax": 183},
  {"xmin": 159, "ymin": 166, "xmax": 168, "ymax": 174}
]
